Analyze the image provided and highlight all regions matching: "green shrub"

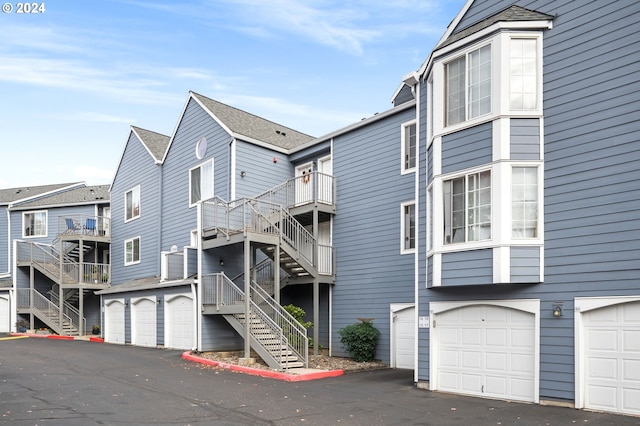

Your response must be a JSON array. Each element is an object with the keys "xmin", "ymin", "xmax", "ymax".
[
  {"xmin": 283, "ymin": 304, "xmax": 313, "ymax": 329},
  {"xmin": 338, "ymin": 319, "xmax": 379, "ymax": 362}
]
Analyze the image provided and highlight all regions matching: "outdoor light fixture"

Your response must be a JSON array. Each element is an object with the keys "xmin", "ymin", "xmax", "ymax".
[
  {"xmin": 552, "ymin": 303, "xmax": 563, "ymax": 318},
  {"xmin": 219, "ymin": 258, "xmax": 224, "ymax": 266},
  {"xmin": 240, "ymin": 171, "xmax": 246, "ymax": 177}
]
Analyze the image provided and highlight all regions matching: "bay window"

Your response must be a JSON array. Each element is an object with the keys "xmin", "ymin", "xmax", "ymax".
[
  {"xmin": 510, "ymin": 38, "xmax": 538, "ymax": 110},
  {"xmin": 443, "ymin": 170, "xmax": 491, "ymax": 244},
  {"xmin": 446, "ymin": 44, "xmax": 491, "ymax": 126},
  {"xmin": 512, "ymin": 167, "xmax": 538, "ymax": 238}
]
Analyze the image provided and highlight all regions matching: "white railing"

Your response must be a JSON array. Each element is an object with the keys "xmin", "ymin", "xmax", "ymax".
[
  {"xmin": 252, "ymin": 172, "xmax": 335, "ymax": 209},
  {"xmin": 17, "ymin": 288, "xmax": 78, "ymax": 334},
  {"xmin": 81, "ymin": 263, "xmax": 109, "ymax": 284}
]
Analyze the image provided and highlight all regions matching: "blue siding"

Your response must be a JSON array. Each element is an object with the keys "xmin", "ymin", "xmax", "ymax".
[
  {"xmin": 235, "ymin": 140, "xmax": 292, "ymax": 200},
  {"xmin": 111, "ymin": 132, "xmax": 162, "ymax": 285},
  {"xmin": 510, "ymin": 246, "xmax": 540, "ymax": 283},
  {"xmin": 511, "ymin": 118, "xmax": 540, "ymax": 160},
  {"xmin": 201, "ymin": 315, "xmax": 244, "ymax": 351},
  {"xmin": 441, "ymin": 121, "xmax": 492, "ymax": 174},
  {"xmin": 332, "ymin": 105, "xmax": 416, "ymax": 363},
  {"xmin": 441, "ymin": 249, "xmax": 493, "ymax": 286},
  {"xmin": 161, "ymin": 98, "xmax": 230, "ymax": 254}
]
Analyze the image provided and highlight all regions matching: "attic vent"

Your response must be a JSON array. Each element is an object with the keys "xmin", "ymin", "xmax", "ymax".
[{"xmin": 275, "ymin": 130, "xmax": 286, "ymax": 136}]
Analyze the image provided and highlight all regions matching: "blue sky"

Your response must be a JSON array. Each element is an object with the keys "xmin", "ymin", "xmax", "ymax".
[{"xmin": 0, "ymin": 0, "xmax": 466, "ymax": 189}]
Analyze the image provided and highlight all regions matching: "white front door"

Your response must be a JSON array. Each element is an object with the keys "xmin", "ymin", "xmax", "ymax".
[
  {"xmin": 105, "ymin": 299, "xmax": 125, "ymax": 344},
  {"xmin": 432, "ymin": 303, "xmax": 537, "ymax": 402},
  {"xmin": 165, "ymin": 294, "xmax": 194, "ymax": 350},
  {"xmin": 131, "ymin": 297, "xmax": 157, "ymax": 347},
  {"xmin": 102, "ymin": 207, "xmax": 111, "ymax": 237},
  {"xmin": 295, "ymin": 162, "xmax": 314, "ymax": 205},
  {"xmin": 581, "ymin": 300, "xmax": 640, "ymax": 415},
  {"xmin": 391, "ymin": 305, "xmax": 415, "ymax": 369}
]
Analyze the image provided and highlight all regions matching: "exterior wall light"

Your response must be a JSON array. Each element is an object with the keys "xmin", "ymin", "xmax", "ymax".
[{"xmin": 552, "ymin": 302, "xmax": 563, "ymax": 318}]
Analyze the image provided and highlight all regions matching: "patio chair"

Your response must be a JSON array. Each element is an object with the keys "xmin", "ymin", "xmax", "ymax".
[
  {"xmin": 64, "ymin": 218, "xmax": 78, "ymax": 234},
  {"xmin": 84, "ymin": 218, "xmax": 97, "ymax": 235}
]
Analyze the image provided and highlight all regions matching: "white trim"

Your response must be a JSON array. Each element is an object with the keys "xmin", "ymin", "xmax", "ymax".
[
  {"xmin": 429, "ymin": 298, "xmax": 540, "ymax": 403},
  {"xmin": 493, "ymin": 246, "xmax": 510, "ymax": 283},
  {"xmin": 124, "ymin": 185, "xmax": 141, "ymax": 223},
  {"xmin": 400, "ymin": 119, "xmax": 417, "ymax": 174},
  {"xmin": 230, "ymin": 138, "xmax": 237, "ymax": 201},
  {"xmin": 21, "ymin": 210, "xmax": 48, "ymax": 238},
  {"xmin": 400, "ymin": 200, "xmax": 416, "ymax": 254},
  {"xmin": 124, "ymin": 236, "xmax": 141, "ymax": 266},
  {"xmin": 574, "ymin": 296, "xmax": 640, "ymax": 410},
  {"xmin": 188, "ymin": 158, "xmax": 215, "ymax": 207}
]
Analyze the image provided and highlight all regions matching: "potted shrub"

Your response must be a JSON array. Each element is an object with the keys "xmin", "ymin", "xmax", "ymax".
[
  {"xmin": 15, "ymin": 319, "xmax": 28, "ymax": 333},
  {"xmin": 92, "ymin": 324, "xmax": 101, "ymax": 335}
]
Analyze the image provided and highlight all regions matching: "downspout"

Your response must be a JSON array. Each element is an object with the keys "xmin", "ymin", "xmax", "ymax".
[
  {"xmin": 413, "ymin": 79, "xmax": 421, "ymax": 383},
  {"xmin": 196, "ymin": 202, "xmax": 202, "ymax": 351}
]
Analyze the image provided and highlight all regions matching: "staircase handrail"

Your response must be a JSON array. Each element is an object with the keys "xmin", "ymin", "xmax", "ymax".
[
  {"xmin": 231, "ymin": 258, "xmax": 290, "ymax": 297},
  {"xmin": 202, "ymin": 273, "xmax": 305, "ymax": 369},
  {"xmin": 50, "ymin": 284, "xmax": 86, "ymax": 332},
  {"xmin": 250, "ymin": 281, "xmax": 308, "ymax": 367},
  {"xmin": 202, "ymin": 197, "xmax": 315, "ymax": 267},
  {"xmin": 16, "ymin": 288, "xmax": 77, "ymax": 333},
  {"xmin": 17, "ymin": 241, "xmax": 80, "ymax": 283}
]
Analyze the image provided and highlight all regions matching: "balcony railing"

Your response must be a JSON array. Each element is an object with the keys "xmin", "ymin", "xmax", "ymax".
[
  {"xmin": 253, "ymin": 171, "xmax": 335, "ymax": 209},
  {"xmin": 58, "ymin": 215, "xmax": 111, "ymax": 238}
]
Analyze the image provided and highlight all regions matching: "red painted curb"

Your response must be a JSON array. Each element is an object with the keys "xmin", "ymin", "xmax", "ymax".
[
  {"xmin": 47, "ymin": 335, "xmax": 74, "ymax": 340},
  {"xmin": 181, "ymin": 351, "xmax": 344, "ymax": 382},
  {"xmin": 89, "ymin": 337, "xmax": 104, "ymax": 342}
]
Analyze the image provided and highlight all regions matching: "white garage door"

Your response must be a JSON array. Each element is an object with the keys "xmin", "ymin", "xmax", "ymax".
[
  {"xmin": 105, "ymin": 300, "xmax": 125, "ymax": 344},
  {"xmin": 434, "ymin": 304, "xmax": 535, "ymax": 402},
  {"xmin": 131, "ymin": 297, "xmax": 157, "ymax": 348},
  {"xmin": 0, "ymin": 295, "xmax": 9, "ymax": 333},
  {"xmin": 392, "ymin": 306, "xmax": 415, "ymax": 369},
  {"xmin": 582, "ymin": 301, "xmax": 640, "ymax": 416},
  {"xmin": 165, "ymin": 294, "xmax": 194, "ymax": 350}
]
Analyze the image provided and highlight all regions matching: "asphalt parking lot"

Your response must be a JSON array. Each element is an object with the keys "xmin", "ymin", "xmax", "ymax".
[{"xmin": 1, "ymin": 335, "xmax": 639, "ymax": 425}]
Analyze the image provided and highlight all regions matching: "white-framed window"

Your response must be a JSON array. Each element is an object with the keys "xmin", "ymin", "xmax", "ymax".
[
  {"xmin": 512, "ymin": 166, "xmax": 538, "ymax": 238},
  {"xmin": 401, "ymin": 121, "xmax": 417, "ymax": 172},
  {"xmin": 510, "ymin": 38, "xmax": 538, "ymax": 110},
  {"xmin": 443, "ymin": 170, "xmax": 491, "ymax": 244},
  {"xmin": 446, "ymin": 44, "xmax": 491, "ymax": 126},
  {"xmin": 189, "ymin": 159, "xmax": 214, "ymax": 206},
  {"xmin": 124, "ymin": 237, "xmax": 140, "ymax": 265},
  {"xmin": 401, "ymin": 201, "xmax": 416, "ymax": 253},
  {"xmin": 125, "ymin": 186, "xmax": 140, "ymax": 222},
  {"xmin": 23, "ymin": 211, "xmax": 47, "ymax": 237}
]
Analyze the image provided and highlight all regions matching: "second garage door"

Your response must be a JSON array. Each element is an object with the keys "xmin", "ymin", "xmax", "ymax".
[
  {"xmin": 164, "ymin": 294, "xmax": 194, "ymax": 350},
  {"xmin": 131, "ymin": 297, "xmax": 157, "ymax": 348},
  {"xmin": 581, "ymin": 300, "xmax": 640, "ymax": 416},
  {"xmin": 432, "ymin": 303, "xmax": 536, "ymax": 402},
  {"xmin": 105, "ymin": 299, "xmax": 125, "ymax": 344}
]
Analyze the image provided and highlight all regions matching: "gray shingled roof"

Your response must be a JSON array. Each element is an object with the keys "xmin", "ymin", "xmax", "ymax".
[
  {"xmin": 191, "ymin": 92, "xmax": 315, "ymax": 150},
  {"xmin": 131, "ymin": 126, "xmax": 170, "ymax": 162},
  {"xmin": 12, "ymin": 185, "xmax": 110, "ymax": 210},
  {"xmin": 440, "ymin": 5, "xmax": 554, "ymax": 49},
  {"xmin": 0, "ymin": 183, "xmax": 81, "ymax": 205}
]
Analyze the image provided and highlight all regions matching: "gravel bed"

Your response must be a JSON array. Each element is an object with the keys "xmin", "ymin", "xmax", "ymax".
[{"xmin": 193, "ymin": 351, "xmax": 387, "ymax": 373}]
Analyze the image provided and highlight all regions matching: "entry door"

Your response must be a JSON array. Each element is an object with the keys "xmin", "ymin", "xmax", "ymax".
[
  {"xmin": 317, "ymin": 221, "xmax": 331, "ymax": 275},
  {"xmin": 317, "ymin": 156, "xmax": 333, "ymax": 204},
  {"xmin": 295, "ymin": 162, "xmax": 314, "ymax": 205},
  {"xmin": 102, "ymin": 207, "xmax": 111, "ymax": 237}
]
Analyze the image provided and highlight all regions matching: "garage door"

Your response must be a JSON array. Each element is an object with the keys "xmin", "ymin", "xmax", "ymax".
[
  {"xmin": 0, "ymin": 295, "xmax": 9, "ymax": 333},
  {"xmin": 131, "ymin": 297, "xmax": 157, "ymax": 348},
  {"xmin": 165, "ymin": 294, "xmax": 194, "ymax": 350},
  {"xmin": 392, "ymin": 305, "xmax": 414, "ymax": 369},
  {"xmin": 434, "ymin": 304, "xmax": 535, "ymax": 402},
  {"xmin": 105, "ymin": 300, "xmax": 125, "ymax": 344},
  {"xmin": 582, "ymin": 301, "xmax": 640, "ymax": 415}
]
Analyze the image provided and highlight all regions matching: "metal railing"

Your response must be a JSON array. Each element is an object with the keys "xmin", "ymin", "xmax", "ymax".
[
  {"xmin": 202, "ymin": 273, "xmax": 308, "ymax": 369},
  {"xmin": 231, "ymin": 258, "xmax": 282, "ymax": 297},
  {"xmin": 202, "ymin": 198, "xmax": 315, "ymax": 267},
  {"xmin": 17, "ymin": 288, "xmax": 78, "ymax": 334},
  {"xmin": 50, "ymin": 284, "xmax": 86, "ymax": 332},
  {"xmin": 81, "ymin": 263, "xmax": 109, "ymax": 284},
  {"xmin": 17, "ymin": 241, "xmax": 80, "ymax": 283},
  {"xmin": 57, "ymin": 215, "xmax": 111, "ymax": 238},
  {"xmin": 250, "ymin": 281, "xmax": 308, "ymax": 368}
]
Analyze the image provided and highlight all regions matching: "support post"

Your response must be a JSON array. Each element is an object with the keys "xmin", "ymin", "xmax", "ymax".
[
  {"xmin": 313, "ymin": 278, "xmax": 319, "ymax": 356},
  {"xmin": 243, "ymin": 239, "xmax": 251, "ymax": 359},
  {"xmin": 274, "ymin": 242, "xmax": 280, "ymax": 304}
]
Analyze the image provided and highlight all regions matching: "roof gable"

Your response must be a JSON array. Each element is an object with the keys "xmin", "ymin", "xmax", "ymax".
[
  {"xmin": 190, "ymin": 92, "xmax": 315, "ymax": 150},
  {"xmin": 131, "ymin": 126, "xmax": 170, "ymax": 162}
]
